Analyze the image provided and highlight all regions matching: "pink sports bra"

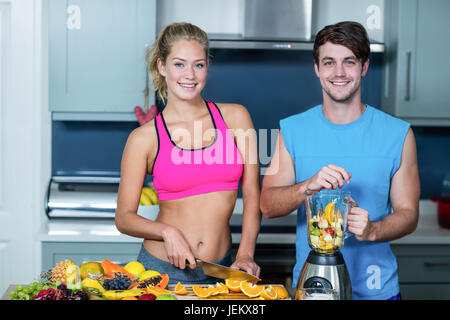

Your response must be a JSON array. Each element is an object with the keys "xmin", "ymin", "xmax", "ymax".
[{"xmin": 152, "ymin": 100, "xmax": 244, "ymax": 200}]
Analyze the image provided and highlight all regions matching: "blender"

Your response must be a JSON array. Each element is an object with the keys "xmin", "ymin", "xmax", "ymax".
[{"xmin": 295, "ymin": 189, "xmax": 354, "ymax": 300}]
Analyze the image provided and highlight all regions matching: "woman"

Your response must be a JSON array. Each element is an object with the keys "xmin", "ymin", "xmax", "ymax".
[{"xmin": 115, "ymin": 22, "xmax": 261, "ymax": 284}]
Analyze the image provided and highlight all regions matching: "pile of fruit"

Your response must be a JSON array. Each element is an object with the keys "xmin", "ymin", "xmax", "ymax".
[
  {"xmin": 309, "ymin": 200, "xmax": 344, "ymax": 252},
  {"xmin": 9, "ymin": 258, "xmax": 291, "ymax": 300},
  {"xmin": 139, "ymin": 184, "xmax": 159, "ymax": 206},
  {"xmin": 9, "ymin": 259, "xmax": 177, "ymax": 300}
]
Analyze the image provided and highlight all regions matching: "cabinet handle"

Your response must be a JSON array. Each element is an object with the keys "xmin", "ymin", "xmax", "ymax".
[
  {"xmin": 424, "ymin": 262, "xmax": 450, "ymax": 268},
  {"xmin": 404, "ymin": 51, "xmax": 412, "ymax": 101}
]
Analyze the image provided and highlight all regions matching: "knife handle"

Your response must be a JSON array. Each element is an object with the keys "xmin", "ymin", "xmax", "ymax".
[{"xmin": 185, "ymin": 259, "xmax": 201, "ymax": 266}]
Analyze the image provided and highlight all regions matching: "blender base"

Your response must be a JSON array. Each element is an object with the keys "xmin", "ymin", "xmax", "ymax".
[{"xmin": 296, "ymin": 250, "xmax": 352, "ymax": 300}]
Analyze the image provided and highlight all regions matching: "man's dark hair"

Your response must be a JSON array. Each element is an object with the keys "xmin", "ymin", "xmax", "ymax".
[{"xmin": 313, "ymin": 21, "xmax": 370, "ymax": 66}]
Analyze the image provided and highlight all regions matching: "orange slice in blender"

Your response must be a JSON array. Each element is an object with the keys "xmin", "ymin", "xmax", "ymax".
[{"xmin": 323, "ymin": 201, "xmax": 336, "ymax": 225}]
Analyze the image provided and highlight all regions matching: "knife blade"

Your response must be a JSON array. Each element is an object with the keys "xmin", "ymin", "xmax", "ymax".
[{"xmin": 195, "ymin": 259, "xmax": 261, "ymax": 282}]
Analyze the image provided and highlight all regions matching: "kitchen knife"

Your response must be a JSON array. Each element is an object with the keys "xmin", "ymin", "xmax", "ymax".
[{"xmin": 195, "ymin": 259, "xmax": 261, "ymax": 282}]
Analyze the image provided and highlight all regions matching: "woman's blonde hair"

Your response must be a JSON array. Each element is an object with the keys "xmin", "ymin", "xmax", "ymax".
[{"xmin": 146, "ymin": 22, "xmax": 210, "ymax": 103}]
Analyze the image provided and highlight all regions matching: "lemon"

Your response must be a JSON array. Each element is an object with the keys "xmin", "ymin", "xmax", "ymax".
[
  {"xmin": 124, "ymin": 261, "xmax": 146, "ymax": 278},
  {"xmin": 138, "ymin": 269, "xmax": 161, "ymax": 281}
]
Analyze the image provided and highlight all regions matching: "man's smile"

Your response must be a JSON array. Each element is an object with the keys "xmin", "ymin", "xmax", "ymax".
[{"xmin": 330, "ymin": 80, "xmax": 351, "ymax": 87}]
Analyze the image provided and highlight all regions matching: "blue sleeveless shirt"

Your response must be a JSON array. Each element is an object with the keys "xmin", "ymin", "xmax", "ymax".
[{"xmin": 280, "ymin": 105, "xmax": 410, "ymax": 300}]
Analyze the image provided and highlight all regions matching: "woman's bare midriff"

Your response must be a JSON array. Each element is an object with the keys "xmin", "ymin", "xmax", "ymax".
[{"xmin": 143, "ymin": 190, "xmax": 237, "ymax": 263}]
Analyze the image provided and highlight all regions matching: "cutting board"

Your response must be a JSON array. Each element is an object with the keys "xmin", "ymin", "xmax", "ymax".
[{"xmin": 167, "ymin": 284, "xmax": 291, "ymax": 300}]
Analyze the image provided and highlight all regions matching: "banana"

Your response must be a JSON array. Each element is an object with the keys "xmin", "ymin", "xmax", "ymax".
[
  {"xmin": 147, "ymin": 188, "xmax": 159, "ymax": 205},
  {"xmin": 142, "ymin": 187, "xmax": 158, "ymax": 205},
  {"xmin": 139, "ymin": 190, "xmax": 152, "ymax": 206}
]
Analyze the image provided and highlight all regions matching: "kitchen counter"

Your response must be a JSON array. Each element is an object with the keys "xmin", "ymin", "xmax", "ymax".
[{"xmin": 38, "ymin": 200, "xmax": 450, "ymax": 245}]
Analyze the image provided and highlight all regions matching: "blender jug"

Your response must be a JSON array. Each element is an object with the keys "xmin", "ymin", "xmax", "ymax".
[
  {"xmin": 296, "ymin": 189, "xmax": 354, "ymax": 300},
  {"xmin": 305, "ymin": 189, "xmax": 353, "ymax": 254}
]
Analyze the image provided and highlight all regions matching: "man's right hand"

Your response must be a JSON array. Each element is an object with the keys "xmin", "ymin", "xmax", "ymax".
[{"xmin": 305, "ymin": 164, "xmax": 352, "ymax": 192}]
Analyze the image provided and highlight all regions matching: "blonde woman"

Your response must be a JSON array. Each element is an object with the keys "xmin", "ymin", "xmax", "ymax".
[{"xmin": 115, "ymin": 23, "xmax": 261, "ymax": 284}]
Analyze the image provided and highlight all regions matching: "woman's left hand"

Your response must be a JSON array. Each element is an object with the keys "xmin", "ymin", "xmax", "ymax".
[{"xmin": 230, "ymin": 255, "xmax": 261, "ymax": 278}]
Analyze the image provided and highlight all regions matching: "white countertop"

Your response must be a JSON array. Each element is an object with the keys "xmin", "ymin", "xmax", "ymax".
[{"xmin": 38, "ymin": 200, "xmax": 450, "ymax": 245}]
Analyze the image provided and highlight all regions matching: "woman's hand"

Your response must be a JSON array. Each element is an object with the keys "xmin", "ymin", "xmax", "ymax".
[
  {"xmin": 161, "ymin": 224, "xmax": 197, "ymax": 270},
  {"xmin": 230, "ymin": 255, "xmax": 261, "ymax": 278}
]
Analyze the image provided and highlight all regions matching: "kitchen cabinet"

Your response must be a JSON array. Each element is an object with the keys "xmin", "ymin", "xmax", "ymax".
[
  {"xmin": 392, "ymin": 244, "xmax": 450, "ymax": 300},
  {"xmin": 42, "ymin": 242, "xmax": 141, "ymax": 270},
  {"xmin": 48, "ymin": 0, "xmax": 156, "ymax": 121},
  {"xmin": 382, "ymin": 0, "xmax": 450, "ymax": 126}
]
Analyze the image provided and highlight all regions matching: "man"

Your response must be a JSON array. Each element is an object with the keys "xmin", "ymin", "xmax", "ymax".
[{"xmin": 260, "ymin": 21, "xmax": 420, "ymax": 300}]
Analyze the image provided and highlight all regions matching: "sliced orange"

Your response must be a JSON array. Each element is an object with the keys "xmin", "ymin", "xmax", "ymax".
[
  {"xmin": 260, "ymin": 285, "xmax": 278, "ymax": 300},
  {"xmin": 192, "ymin": 285, "xmax": 212, "ymax": 298},
  {"xmin": 323, "ymin": 200, "xmax": 336, "ymax": 225},
  {"xmin": 225, "ymin": 279, "xmax": 242, "ymax": 292},
  {"xmin": 217, "ymin": 282, "xmax": 229, "ymax": 294},
  {"xmin": 240, "ymin": 281, "xmax": 264, "ymax": 298},
  {"xmin": 273, "ymin": 285, "xmax": 290, "ymax": 299},
  {"xmin": 207, "ymin": 285, "xmax": 221, "ymax": 296},
  {"xmin": 121, "ymin": 296, "xmax": 138, "ymax": 300},
  {"xmin": 174, "ymin": 282, "xmax": 187, "ymax": 295}
]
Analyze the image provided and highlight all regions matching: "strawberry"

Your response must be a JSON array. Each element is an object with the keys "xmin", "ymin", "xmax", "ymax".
[{"xmin": 325, "ymin": 227, "xmax": 335, "ymax": 237}]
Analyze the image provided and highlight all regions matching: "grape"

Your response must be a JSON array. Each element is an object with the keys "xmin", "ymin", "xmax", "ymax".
[
  {"xmin": 9, "ymin": 290, "xmax": 17, "ymax": 298},
  {"xmin": 16, "ymin": 285, "xmax": 23, "ymax": 291}
]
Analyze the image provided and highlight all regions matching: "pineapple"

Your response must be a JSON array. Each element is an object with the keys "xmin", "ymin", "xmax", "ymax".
[{"xmin": 50, "ymin": 259, "xmax": 76, "ymax": 282}]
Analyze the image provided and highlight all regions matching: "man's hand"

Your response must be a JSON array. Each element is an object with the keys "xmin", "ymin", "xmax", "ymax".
[
  {"xmin": 347, "ymin": 207, "xmax": 373, "ymax": 241},
  {"xmin": 305, "ymin": 164, "xmax": 352, "ymax": 192}
]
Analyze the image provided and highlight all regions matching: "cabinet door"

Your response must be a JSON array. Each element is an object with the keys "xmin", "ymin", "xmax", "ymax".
[
  {"xmin": 48, "ymin": 0, "xmax": 156, "ymax": 115},
  {"xmin": 385, "ymin": 0, "xmax": 450, "ymax": 121}
]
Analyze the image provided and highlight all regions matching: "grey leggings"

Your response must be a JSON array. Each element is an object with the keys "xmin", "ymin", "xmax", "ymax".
[{"xmin": 137, "ymin": 244, "xmax": 233, "ymax": 285}]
